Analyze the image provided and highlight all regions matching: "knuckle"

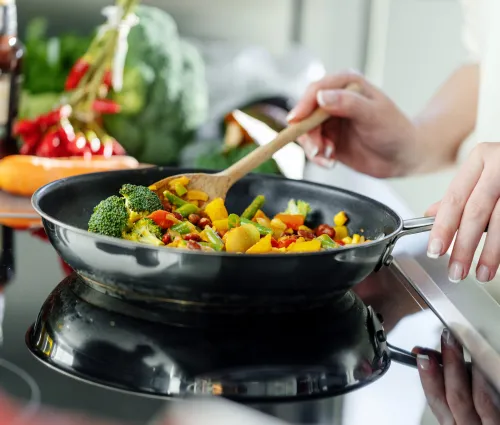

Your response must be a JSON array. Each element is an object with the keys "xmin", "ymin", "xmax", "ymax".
[
  {"xmin": 473, "ymin": 387, "xmax": 495, "ymax": 418},
  {"xmin": 442, "ymin": 190, "xmax": 465, "ymax": 209},
  {"xmin": 446, "ymin": 389, "xmax": 470, "ymax": 411},
  {"xmin": 464, "ymin": 198, "xmax": 486, "ymax": 220}
]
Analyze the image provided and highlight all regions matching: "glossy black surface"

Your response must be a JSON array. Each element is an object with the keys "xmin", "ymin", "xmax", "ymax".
[
  {"xmin": 31, "ymin": 167, "xmax": 410, "ymax": 313},
  {"xmin": 26, "ymin": 274, "xmax": 393, "ymax": 402}
]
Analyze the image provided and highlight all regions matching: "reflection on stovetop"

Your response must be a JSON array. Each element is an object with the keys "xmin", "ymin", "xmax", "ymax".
[{"xmin": 26, "ymin": 274, "xmax": 397, "ymax": 403}]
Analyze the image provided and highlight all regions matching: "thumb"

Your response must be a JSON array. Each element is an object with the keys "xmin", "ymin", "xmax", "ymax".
[
  {"xmin": 424, "ymin": 200, "xmax": 441, "ymax": 217},
  {"xmin": 317, "ymin": 89, "xmax": 371, "ymax": 120}
]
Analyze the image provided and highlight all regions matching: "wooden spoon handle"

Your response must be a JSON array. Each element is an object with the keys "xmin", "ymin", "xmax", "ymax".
[{"xmin": 219, "ymin": 82, "xmax": 362, "ymax": 185}]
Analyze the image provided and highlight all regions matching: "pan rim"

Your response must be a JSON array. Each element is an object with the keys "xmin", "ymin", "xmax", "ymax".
[{"xmin": 31, "ymin": 167, "xmax": 404, "ymax": 259}]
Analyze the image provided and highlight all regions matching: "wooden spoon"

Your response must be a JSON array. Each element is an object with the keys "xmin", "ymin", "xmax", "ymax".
[{"xmin": 152, "ymin": 82, "xmax": 362, "ymax": 202}]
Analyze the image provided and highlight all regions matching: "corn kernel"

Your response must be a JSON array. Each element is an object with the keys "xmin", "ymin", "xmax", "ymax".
[
  {"xmin": 148, "ymin": 184, "xmax": 157, "ymax": 191},
  {"xmin": 334, "ymin": 211, "xmax": 348, "ymax": 227},
  {"xmin": 168, "ymin": 176, "xmax": 190, "ymax": 189},
  {"xmin": 359, "ymin": 236, "xmax": 366, "ymax": 243},
  {"xmin": 298, "ymin": 225, "xmax": 313, "ymax": 232},
  {"xmin": 296, "ymin": 237, "xmax": 306, "ymax": 243},
  {"xmin": 352, "ymin": 234, "xmax": 361, "ymax": 244},
  {"xmin": 342, "ymin": 236, "xmax": 352, "ymax": 244},
  {"xmin": 285, "ymin": 228, "xmax": 294, "ymax": 235}
]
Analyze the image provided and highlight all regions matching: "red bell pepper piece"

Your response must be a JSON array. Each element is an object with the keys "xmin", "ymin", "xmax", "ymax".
[
  {"xmin": 278, "ymin": 236, "xmax": 297, "ymax": 249},
  {"xmin": 148, "ymin": 210, "xmax": 175, "ymax": 229},
  {"xmin": 274, "ymin": 214, "xmax": 305, "ymax": 231},
  {"xmin": 65, "ymin": 58, "xmax": 91, "ymax": 90},
  {"xmin": 92, "ymin": 99, "xmax": 121, "ymax": 114},
  {"xmin": 270, "ymin": 238, "xmax": 280, "ymax": 248},
  {"xmin": 335, "ymin": 240, "xmax": 345, "ymax": 246}
]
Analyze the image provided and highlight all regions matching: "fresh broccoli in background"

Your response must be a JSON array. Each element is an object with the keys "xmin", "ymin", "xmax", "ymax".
[
  {"xmin": 103, "ymin": 5, "xmax": 209, "ymax": 165},
  {"xmin": 123, "ymin": 218, "xmax": 164, "ymax": 246},
  {"xmin": 119, "ymin": 184, "xmax": 163, "ymax": 222},
  {"xmin": 88, "ymin": 196, "xmax": 129, "ymax": 238},
  {"xmin": 285, "ymin": 199, "xmax": 312, "ymax": 218}
]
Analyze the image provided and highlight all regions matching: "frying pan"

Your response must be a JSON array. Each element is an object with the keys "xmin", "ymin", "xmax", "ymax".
[{"xmin": 32, "ymin": 166, "xmax": 434, "ymax": 314}]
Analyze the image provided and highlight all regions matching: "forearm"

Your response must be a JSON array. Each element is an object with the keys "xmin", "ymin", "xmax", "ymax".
[{"xmin": 410, "ymin": 63, "xmax": 479, "ymax": 174}]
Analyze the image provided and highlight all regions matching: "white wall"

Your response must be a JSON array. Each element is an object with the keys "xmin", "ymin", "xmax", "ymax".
[{"xmin": 372, "ymin": 0, "xmax": 467, "ymax": 215}]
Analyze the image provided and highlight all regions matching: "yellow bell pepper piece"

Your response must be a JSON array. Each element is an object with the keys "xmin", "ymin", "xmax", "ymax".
[
  {"xmin": 352, "ymin": 234, "xmax": 361, "ymax": 244},
  {"xmin": 204, "ymin": 198, "xmax": 229, "ymax": 222},
  {"xmin": 174, "ymin": 183, "xmax": 187, "ymax": 197},
  {"xmin": 186, "ymin": 190, "xmax": 209, "ymax": 202},
  {"xmin": 212, "ymin": 218, "xmax": 229, "ymax": 232},
  {"xmin": 287, "ymin": 240, "xmax": 322, "ymax": 253},
  {"xmin": 246, "ymin": 234, "xmax": 273, "ymax": 254},
  {"xmin": 334, "ymin": 211, "xmax": 348, "ymax": 227},
  {"xmin": 168, "ymin": 176, "xmax": 190, "ymax": 189},
  {"xmin": 254, "ymin": 210, "xmax": 270, "ymax": 221},
  {"xmin": 285, "ymin": 228, "xmax": 294, "ymax": 235},
  {"xmin": 148, "ymin": 184, "xmax": 157, "ymax": 191},
  {"xmin": 342, "ymin": 236, "xmax": 352, "ymax": 245},
  {"xmin": 360, "ymin": 236, "xmax": 366, "ymax": 243},
  {"xmin": 334, "ymin": 225, "xmax": 349, "ymax": 240}
]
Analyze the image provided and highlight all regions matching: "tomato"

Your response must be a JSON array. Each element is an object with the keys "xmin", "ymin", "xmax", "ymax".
[{"xmin": 148, "ymin": 210, "xmax": 175, "ymax": 229}]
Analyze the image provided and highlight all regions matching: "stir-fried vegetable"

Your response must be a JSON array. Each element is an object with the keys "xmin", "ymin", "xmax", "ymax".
[{"xmin": 87, "ymin": 176, "xmax": 372, "ymax": 253}]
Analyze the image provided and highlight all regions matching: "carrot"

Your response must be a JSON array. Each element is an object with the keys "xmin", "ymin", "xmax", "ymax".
[{"xmin": 0, "ymin": 155, "xmax": 141, "ymax": 197}]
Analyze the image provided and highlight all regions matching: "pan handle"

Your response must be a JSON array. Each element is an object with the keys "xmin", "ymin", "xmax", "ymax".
[
  {"xmin": 378, "ymin": 216, "xmax": 435, "ymax": 269},
  {"xmin": 388, "ymin": 342, "xmax": 472, "ymax": 376}
]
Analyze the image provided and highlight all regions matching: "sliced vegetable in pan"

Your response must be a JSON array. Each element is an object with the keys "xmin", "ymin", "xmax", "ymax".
[{"xmin": 87, "ymin": 176, "xmax": 371, "ymax": 253}]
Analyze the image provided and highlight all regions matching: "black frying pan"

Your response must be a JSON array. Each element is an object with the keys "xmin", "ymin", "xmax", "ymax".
[{"xmin": 32, "ymin": 167, "xmax": 434, "ymax": 313}]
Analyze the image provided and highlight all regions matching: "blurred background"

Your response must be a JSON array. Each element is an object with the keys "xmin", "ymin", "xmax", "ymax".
[
  {"xmin": 16, "ymin": 0, "xmax": 468, "ymax": 214},
  {"xmin": 0, "ymin": 1, "xmax": 470, "ymax": 424}
]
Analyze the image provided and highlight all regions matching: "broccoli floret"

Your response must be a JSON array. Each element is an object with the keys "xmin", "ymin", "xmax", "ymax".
[
  {"xmin": 88, "ymin": 195, "xmax": 129, "ymax": 238},
  {"xmin": 119, "ymin": 184, "xmax": 163, "ymax": 222},
  {"xmin": 284, "ymin": 199, "xmax": 312, "ymax": 218},
  {"xmin": 123, "ymin": 218, "xmax": 164, "ymax": 246}
]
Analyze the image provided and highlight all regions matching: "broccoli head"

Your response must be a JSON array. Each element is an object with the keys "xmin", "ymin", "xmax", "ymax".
[
  {"xmin": 123, "ymin": 218, "xmax": 164, "ymax": 246},
  {"xmin": 284, "ymin": 199, "xmax": 312, "ymax": 218},
  {"xmin": 119, "ymin": 184, "xmax": 163, "ymax": 222},
  {"xmin": 88, "ymin": 195, "xmax": 129, "ymax": 238}
]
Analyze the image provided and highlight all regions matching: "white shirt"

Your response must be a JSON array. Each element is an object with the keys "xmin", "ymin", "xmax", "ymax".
[{"xmin": 460, "ymin": 0, "xmax": 500, "ymax": 300}]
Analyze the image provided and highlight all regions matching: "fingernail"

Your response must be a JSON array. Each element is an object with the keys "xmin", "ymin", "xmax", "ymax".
[
  {"xmin": 476, "ymin": 265, "xmax": 491, "ymax": 284},
  {"xmin": 416, "ymin": 354, "xmax": 430, "ymax": 370},
  {"xmin": 317, "ymin": 90, "xmax": 338, "ymax": 107},
  {"xmin": 442, "ymin": 328, "xmax": 456, "ymax": 346},
  {"xmin": 427, "ymin": 238, "xmax": 443, "ymax": 259},
  {"xmin": 315, "ymin": 157, "xmax": 336, "ymax": 169},
  {"xmin": 448, "ymin": 261, "xmax": 464, "ymax": 283},
  {"xmin": 324, "ymin": 144, "xmax": 334, "ymax": 158},
  {"xmin": 286, "ymin": 109, "xmax": 297, "ymax": 122}
]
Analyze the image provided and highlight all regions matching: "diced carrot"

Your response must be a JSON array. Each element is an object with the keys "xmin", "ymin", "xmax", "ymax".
[{"xmin": 275, "ymin": 214, "xmax": 305, "ymax": 230}]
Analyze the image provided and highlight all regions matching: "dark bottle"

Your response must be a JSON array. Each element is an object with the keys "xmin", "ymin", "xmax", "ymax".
[
  {"xmin": 0, "ymin": 0, "xmax": 23, "ymax": 158},
  {"xmin": 0, "ymin": 0, "xmax": 22, "ymax": 288}
]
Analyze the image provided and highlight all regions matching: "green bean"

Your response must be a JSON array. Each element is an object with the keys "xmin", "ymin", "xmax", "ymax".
[
  {"xmin": 240, "ymin": 218, "xmax": 273, "ymax": 236},
  {"xmin": 176, "ymin": 203, "xmax": 199, "ymax": 217},
  {"xmin": 171, "ymin": 222, "xmax": 193, "ymax": 235},
  {"xmin": 203, "ymin": 226, "xmax": 224, "ymax": 251},
  {"xmin": 241, "ymin": 195, "xmax": 265, "ymax": 220},
  {"xmin": 163, "ymin": 190, "xmax": 188, "ymax": 208},
  {"xmin": 317, "ymin": 234, "xmax": 339, "ymax": 249},
  {"xmin": 228, "ymin": 213, "xmax": 240, "ymax": 229}
]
